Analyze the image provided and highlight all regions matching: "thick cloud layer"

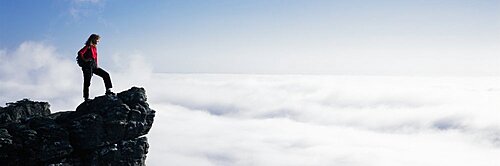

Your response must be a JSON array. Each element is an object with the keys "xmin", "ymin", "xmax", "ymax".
[{"xmin": 146, "ymin": 74, "xmax": 500, "ymax": 166}]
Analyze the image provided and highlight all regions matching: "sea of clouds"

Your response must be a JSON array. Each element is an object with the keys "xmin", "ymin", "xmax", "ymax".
[
  {"xmin": 1, "ymin": 42, "xmax": 500, "ymax": 166},
  {"xmin": 145, "ymin": 74, "xmax": 500, "ymax": 166}
]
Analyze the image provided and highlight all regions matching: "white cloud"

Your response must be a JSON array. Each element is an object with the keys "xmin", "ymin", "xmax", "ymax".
[
  {"xmin": 146, "ymin": 74, "xmax": 500, "ymax": 166},
  {"xmin": 0, "ymin": 41, "xmax": 82, "ymax": 110},
  {"xmin": 68, "ymin": 0, "xmax": 105, "ymax": 19},
  {"xmin": 108, "ymin": 52, "xmax": 153, "ymax": 92}
]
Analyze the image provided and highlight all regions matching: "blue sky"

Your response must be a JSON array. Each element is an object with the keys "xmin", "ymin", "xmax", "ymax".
[{"xmin": 1, "ymin": 0, "xmax": 499, "ymax": 75}]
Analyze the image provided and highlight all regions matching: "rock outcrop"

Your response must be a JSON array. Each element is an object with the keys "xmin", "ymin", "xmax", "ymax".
[{"xmin": 0, "ymin": 87, "xmax": 155, "ymax": 166}]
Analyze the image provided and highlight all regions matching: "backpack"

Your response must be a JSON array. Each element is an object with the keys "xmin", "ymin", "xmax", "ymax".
[{"xmin": 76, "ymin": 46, "xmax": 94, "ymax": 68}]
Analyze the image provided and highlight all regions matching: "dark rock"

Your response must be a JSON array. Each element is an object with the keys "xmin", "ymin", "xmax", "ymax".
[
  {"xmin": 0, "ymin": 99, "xmax": 50, "ymax": 127},
  {"xmin": 88, "ymin": 137, "xmax": 149, "ymax": 166},
  {"xmin": 0, "ymin": 87, "xmax": 155, "ymax": 165},
  {"xmin": 0, "ymin": 128, "xmax": 13, "ymax": 159}
]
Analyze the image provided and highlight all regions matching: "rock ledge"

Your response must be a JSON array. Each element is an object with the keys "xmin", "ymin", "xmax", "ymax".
[{"xmin": 0, "ymin": 87, "xmax": 155, "ymax": 166}]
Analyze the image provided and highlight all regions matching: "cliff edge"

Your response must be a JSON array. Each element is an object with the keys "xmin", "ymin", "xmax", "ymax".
[{"xmin": 0, "ymin": 87, "xmax": 156, "ymax": 166}]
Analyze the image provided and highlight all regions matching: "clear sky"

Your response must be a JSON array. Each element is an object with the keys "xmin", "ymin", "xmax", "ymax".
[{"xmin": 1, "ymin": 0, "xmax": 499, "ymax": 75}]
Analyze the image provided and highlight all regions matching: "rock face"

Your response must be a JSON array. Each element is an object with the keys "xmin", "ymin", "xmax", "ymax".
[{"xmin": 0, "ymin": 87, "xmax": 155, "ymax": 166}]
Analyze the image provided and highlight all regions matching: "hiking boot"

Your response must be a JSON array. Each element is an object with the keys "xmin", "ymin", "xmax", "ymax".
[{"xmin": 106, "ymin": 90, "xmax": 115, "ymax": 95}]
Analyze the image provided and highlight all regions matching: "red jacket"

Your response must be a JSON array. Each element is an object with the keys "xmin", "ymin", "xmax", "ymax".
[{"xmin": 78, "ymin": 45, "xmax": 98, "ymax": 66}]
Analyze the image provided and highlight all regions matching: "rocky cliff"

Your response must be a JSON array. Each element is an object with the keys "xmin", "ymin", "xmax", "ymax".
[{"xmin": 0, "ymin": 87, "xmax": 155, "ymax": 166}]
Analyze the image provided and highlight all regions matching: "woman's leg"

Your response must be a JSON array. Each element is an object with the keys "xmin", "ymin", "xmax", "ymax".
[
  {"xmin": 93, "ymin": 68, "xmax": 113, "ymax": 90},
  {"xmin": 82, "ymin": 67, "xmax": 93, "ymax": 100}
]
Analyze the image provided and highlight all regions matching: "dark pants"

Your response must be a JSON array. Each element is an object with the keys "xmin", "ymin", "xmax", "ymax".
[{"xmin": 82, "ymin": 67, "xmax": 113, "ymax": 99}]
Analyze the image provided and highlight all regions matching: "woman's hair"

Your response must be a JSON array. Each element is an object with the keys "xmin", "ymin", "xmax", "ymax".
[{"xmin": 85, "ymin": 34, "xmax": 100, "ymax": 46}]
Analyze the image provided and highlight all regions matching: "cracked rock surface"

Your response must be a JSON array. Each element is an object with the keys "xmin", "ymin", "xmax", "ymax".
[{"xmin": 0, "ymin": 87, "xmax": 155, "ymax": 166}]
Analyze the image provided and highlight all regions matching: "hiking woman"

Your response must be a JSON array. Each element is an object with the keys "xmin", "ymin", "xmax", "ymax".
[{"xmin": 78, "ymin": 34, "xmax": 114, "ymax": 101}]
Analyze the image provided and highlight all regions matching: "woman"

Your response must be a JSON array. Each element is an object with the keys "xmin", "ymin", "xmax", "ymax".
[{"xmin": 78, "ymin": 34, "xmax": 114, "ymax": 101}]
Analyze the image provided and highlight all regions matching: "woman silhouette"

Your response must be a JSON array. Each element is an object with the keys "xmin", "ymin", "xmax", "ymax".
[{"xmin": 78, "ymin": 34, "xmax": 114, "ymax": 101}]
